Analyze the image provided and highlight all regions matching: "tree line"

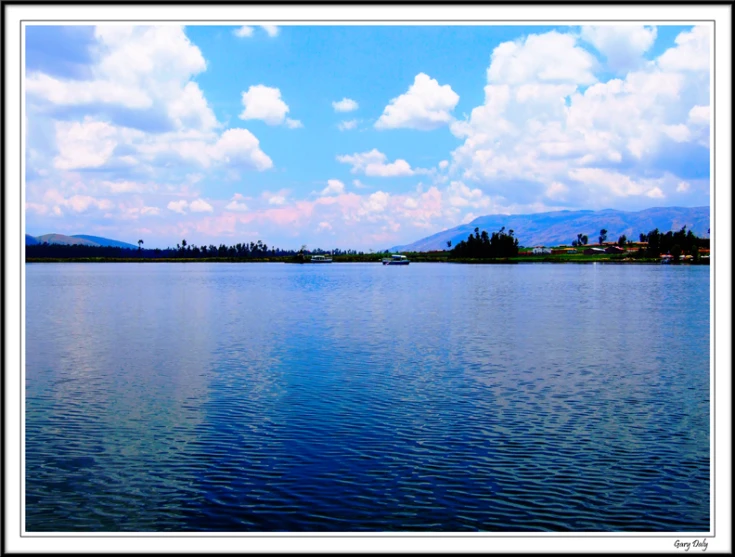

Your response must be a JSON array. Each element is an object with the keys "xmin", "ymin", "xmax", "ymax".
[
  {"xmin": 446, "ymin": 224, "xmax": 708, "ymax": 260},
  {"xmin": 26, "ymin": 239, "xmax": 365, "ymax": 260},
  {"xmin": 25, "ymin": 226, "xmax": 709, "ymax": 261},
  {"xmin": 637, "ymin": 226, "xmax": 708, "ymax": 260}
]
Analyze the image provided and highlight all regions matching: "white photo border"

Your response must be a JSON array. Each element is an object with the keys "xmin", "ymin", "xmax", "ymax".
[{"xmin": 4, "ymin": 3, "xmax": 731, "ymax": 554}]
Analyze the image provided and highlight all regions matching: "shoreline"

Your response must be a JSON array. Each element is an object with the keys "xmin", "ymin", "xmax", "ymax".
[{"xmin": 25, "ymin": 257, "xmax": 709, "ymax": 265}]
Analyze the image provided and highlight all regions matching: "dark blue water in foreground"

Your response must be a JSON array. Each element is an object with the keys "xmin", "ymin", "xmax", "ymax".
[{"xmin": 25, "ymin": 263, "xmax": 710, "ymax": 532}]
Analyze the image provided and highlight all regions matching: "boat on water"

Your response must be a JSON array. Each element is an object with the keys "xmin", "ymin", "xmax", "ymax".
[
  {"xmin": 382, "ymin": 254, "xmax": 410, "ymax": 265},
  {"xmin": 310, "ymin": 255, "xmax": 333, "ymax": 263}
]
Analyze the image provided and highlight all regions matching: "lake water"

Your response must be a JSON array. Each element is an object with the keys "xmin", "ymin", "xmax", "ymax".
[{"xmin": 24, "ymin": 262, "xmax": 710, "ymax": 532}]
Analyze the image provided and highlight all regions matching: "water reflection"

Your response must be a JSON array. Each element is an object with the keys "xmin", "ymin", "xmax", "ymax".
[{"xmin": 26, "ymin": 263, "xmax": 709, "ymax": 531}]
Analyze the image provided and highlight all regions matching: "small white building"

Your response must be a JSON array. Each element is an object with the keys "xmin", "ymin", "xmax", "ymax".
[{"xmin": 532, "ymin": 246, "xmax": 552, "ymax": 254}]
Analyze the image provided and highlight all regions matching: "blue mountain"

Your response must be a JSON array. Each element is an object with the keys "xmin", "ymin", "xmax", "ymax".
[
  {"xmin": 27, "ymin": 233, "xmax": 138, "ymax": 249},
  {"xmin": 71, "ymin": 235, "xmax": 138, "ymax": 249},
  {"xmin": 390, "ymin": 206, "xmax": 711, "ymax": 252},
  {"xmin": 33, "ymin": 234, "xmax": 98, "ymax": 246}
]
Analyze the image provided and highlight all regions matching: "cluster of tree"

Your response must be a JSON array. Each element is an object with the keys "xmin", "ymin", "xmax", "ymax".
[
  {"xmin": 571, "ymin": 229, "xmax": 623, "ymax": 247},
  {"xmin": 328, "ymin": 248, "xmax": 362, "ymax": 256},
  {"xmin": 568, "ymin": 225, "xmax": 707, "ymax": 260},
  {"xmin": 27, "ymin": 239, "xmax": 368, "ymax": 260},
  {"xmin": 571, "ymin": 233, "xmax": 589, "ymax": 247},
  {"xmin": 571, "ymin": 225, "xmax": 708, "ymax": 250},
  {"xmin": 449, "ymin": 227, "xmax": 519, "ymax": 259},
  {"xmin": 638, "ymin": 226, "xmax": 707, "ymax": 260}
]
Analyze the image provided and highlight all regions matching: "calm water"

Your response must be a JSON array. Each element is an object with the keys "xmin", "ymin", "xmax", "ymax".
[{"xmin": 25, "ymin": 262, "xmax": 710, "ymax": 532}]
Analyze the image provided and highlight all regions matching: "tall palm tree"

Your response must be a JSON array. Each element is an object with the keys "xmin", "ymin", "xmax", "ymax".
[{"xmin": 138, "ymin": 239, "xmax": 144, "ymax": 251}]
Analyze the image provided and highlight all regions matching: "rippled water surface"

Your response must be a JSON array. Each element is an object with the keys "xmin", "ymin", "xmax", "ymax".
[{"xmin": 25, "ymin": 262, "xmax": 710, "ymax": 532}]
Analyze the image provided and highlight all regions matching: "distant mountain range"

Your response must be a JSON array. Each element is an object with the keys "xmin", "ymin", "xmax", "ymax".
[
  {"xmin": 26, "ymin": 207, "xmax": 711, "ymax": 253},
  {"xmin": 25, "ymin": 233, "xmax": 138, "ymax": 249},
  {"xmin": 390, "ymin": 206, "xmax": 710, "ymax": 252}
]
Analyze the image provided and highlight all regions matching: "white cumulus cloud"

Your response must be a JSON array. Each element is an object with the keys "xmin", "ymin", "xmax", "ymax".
[
  {"xmin": 167, "ymin": 200, "xmax": 189, "ymax": 214},
  {"xmin": 375, "ymin": 73, "xmax": 459, "ymax": 130},
  {"xmin": 445, "ymin": 181, "xmax": 491, "ymax": 209},
  {"xmin": 447, "ymin": 26, "xmax": 710, "ymax": 208},
  {"xmin": 545, "ymin": 181, "xmax": 570, "ymax": 200},
  {"xmin": 337, "ymin": 149, "xmax": 414, "ymax": 177},
  {"xmin": 167, "ymin": 81, "xmax": 218, "ymax": 131},
  {"xmin": 688, "ymin": 105, "xmax": 710, "ymax": 124},
  {"xmin": 332, "ymin": 98, "xmax": 359, "ymax": 112},
  {"xmin": 581, "ymin": 25, "xmax": 657, "ymax": 73},
  {"xmin": 240, "ymin": 85, "xmax": 289, "ymax": 125},
  {"xmin": 362, "ymin": 191, "xmax": 390, "ymax": 213},
  {"xmin": 27, "ymin": 26, "xmax": 218, "ymax": 135},
  {"xmin": 25, "ymin": 22, "xmax": 281, "ymax": 215},
  {"xmin": 657, "ymin": 25, "xmax": 710, "ymax": 72},
  {"xmin": 239, "ymin": 85, "xmax": 298, "ymax": 127},
  {"xmin": 320, "ymin": 179, "xmax": 345, "ymax": 196},
  {"xmin": 101, "ymin": 180, "xmax": 148, "ymax": 194},
  {"xmin": 225, "ymin": 193, "xmax": 250, "ymax": 212},
  {"xmin": 663, "ymin": 124, "xmax": 691, "ymax": 143},
  {"xmin": 488, "ymin": 30, "xmax": 598, "ymax": 85},
  {"xmin": 208, "ymin": 128, "xmax": 273, "ymax": 170},
  {"xmin": 190, "ymin": 198, "xmax": 214, "ymax": 213},
  {"xmin": 569, "ymin": 168, "xmax": 666, "ymax": 199},
  {"xmin": 267, "ymin": 194, "xmax": 287, "ymax": 205},
  {"xmin": 25, "ymin": 72, "xmax": 151, "ymax": 109},
  {"xmin": 233, "ymin": 26, "xmax": 254, "ymax": 38},
  {"xmin": 40, "ymin": 190, "xmax": 115, "ymax": 214},
  {"xmin": 53, "ymin": 118, "xmax": 119, "ymax": 170}
]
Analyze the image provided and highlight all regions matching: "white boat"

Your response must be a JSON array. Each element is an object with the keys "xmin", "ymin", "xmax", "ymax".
[
  {"xmin": 382, "ymin": 254, "xmax": 410, "ymax": 265},
  {"xmin": 310, "ymin": 255, "xmax": 332, "ymax": 263}
]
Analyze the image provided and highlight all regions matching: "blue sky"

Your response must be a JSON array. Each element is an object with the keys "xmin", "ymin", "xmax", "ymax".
[{"xmin": 24, "ymin": 24, "xmax": 711, "ymax": 250}]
